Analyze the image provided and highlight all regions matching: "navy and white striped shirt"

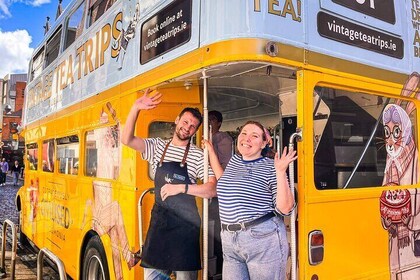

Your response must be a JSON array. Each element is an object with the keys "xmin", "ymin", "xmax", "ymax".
[
  {"xmin": 217, "ymin": 154, "xmax": 278, "ymax": 224},
  {"xmin": 142, "ymin": 137, "xmax": 213, "ymax": 183}
]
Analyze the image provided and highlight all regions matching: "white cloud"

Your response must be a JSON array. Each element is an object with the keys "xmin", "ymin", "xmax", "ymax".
[
  {"xmin": 0, "ymin": 0, "xmax": 11, "ymax": 18},
  {"xmin": 29, "ymin": 0, "xmax": 50, "ymax": 7},
  {"xmin": 0, "ymin": 29, "xmax": 33, "ymax": 77},
  {"xmin": 0, "ymin": 0, "xmax": 51, "ymax": 18}
]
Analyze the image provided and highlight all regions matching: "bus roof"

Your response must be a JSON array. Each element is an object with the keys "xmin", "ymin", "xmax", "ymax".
[{"xmin": 24, "ymin": 0, "xmax": 420, "ymax": 125}]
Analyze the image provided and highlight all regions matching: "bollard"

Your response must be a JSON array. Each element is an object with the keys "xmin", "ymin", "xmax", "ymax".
[
  {"xmin": 0, "ymin": 219, "xmax": 18, "ymax": 279},
  {"xmin": 37, "ymin": 248, "xmax": 67, "ymax": 280}
]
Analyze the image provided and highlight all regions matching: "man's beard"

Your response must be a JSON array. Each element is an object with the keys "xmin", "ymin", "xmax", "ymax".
[{"xmin": 175, "ymin": 128, "xmax": 192, "ymax": 141}]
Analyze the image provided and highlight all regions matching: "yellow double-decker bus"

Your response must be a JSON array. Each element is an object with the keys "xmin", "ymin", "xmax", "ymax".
[{"xmin": 16, "ymin": 0, "xmax": 420, "ymax": 279}]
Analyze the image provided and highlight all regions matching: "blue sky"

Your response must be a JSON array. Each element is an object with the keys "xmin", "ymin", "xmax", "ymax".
[{"xmin": 0, "ymin": 0, "xmax": 71, "ymax": 77}]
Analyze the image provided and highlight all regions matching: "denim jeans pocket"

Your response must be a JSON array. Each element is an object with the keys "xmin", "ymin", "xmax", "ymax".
[{"xmin": 249, "ymin": 219, "xmax": 278, "ymax": 238}]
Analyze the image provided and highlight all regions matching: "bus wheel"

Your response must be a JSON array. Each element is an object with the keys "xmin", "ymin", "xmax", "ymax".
[{"xmin": 82, "ymin": 236, "xmax": 110, "ymax": 280}]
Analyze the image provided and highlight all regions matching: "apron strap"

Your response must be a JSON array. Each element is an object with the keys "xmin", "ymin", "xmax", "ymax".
[{"xmin": 159, "ymin": 140, "xmax": 191, "ymax": 167}]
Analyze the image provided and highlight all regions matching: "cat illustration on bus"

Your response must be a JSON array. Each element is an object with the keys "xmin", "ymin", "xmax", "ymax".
[{"xmin": 379, "ymin": 72, "xmax": 420, "ymax": 279}]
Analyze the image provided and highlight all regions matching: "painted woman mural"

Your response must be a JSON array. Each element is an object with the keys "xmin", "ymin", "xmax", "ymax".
[
  {"xmin": 82, "ymin": 102, "xmax": 140, "ymax": 279},
  {"xmin": 380, "ymin": 72, "xmax": 420, "ymax": 279}
]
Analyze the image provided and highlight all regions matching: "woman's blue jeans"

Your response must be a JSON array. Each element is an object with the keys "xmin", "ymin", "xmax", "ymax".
[
  {"xmin": 143, "ymin": 268, "xmax": 197, "ymax": 280},
  {"xmin": 220, "ymin": 216, "xmax": 288, "ymax": 280}
]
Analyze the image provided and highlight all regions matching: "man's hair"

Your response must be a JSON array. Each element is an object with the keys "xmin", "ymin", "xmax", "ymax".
[
  {"xmin": 179, "ymin": 107, "xmax": 203, "ymax": 127},
  {"xmin": 209, "ymin": 110, "xmax": 223, "ymax": 123}
]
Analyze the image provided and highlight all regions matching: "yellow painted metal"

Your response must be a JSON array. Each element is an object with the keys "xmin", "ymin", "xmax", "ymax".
[
  {"xmin": 19, "ymin": 82, "xmax": 202, "ymax": 279},
  {"xmin": 297, "ymin": 70, "xmax": 411, "ymax": 279},
  {"xmin": 18, "ymin": 38, "xmax": 417, "ymax": 280}
]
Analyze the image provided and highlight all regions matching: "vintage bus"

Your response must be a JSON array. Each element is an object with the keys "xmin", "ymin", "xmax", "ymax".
[{"xmin": 15, "ymin": 0, "xmax": 420, "ymax": 279}]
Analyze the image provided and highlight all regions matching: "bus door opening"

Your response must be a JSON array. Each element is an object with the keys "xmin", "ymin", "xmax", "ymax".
[{"xmin": 201, "ymin": 62, "xmax": 298, "ymax": 279}]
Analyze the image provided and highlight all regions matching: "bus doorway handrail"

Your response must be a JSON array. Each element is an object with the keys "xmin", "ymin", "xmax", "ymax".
[
  {"xmin": 138, "ymin": 188, "xmax": 155, "ymax": 253},
  {"xmin": 273, "ymin": 123, "xmax": 283, "ymax": 155},
  {"xmin": 37, "ymin": 248, "xmax": 67, "ymax": 280},
  {"xmin": 289, "ymin": 129, "xmax": 302, "ymax": 280},
  {"xmin": 202, "ymin": 69, "xmax": 210, "ymax": 280},
  {"xmin": 0, "ymin": 219, "xmax": 18, "ymax": 279}
]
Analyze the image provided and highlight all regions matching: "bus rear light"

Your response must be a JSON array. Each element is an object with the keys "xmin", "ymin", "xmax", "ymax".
[
  {"xmin": 310, "ymin": 231, "xmax": 324, "ymax": 246},
  {"xmin": 309, "ymin": 230, "xmax": 324, "ymax": 265}
]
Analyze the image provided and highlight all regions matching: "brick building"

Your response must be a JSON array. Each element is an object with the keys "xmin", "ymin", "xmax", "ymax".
[{"xmin": 0, "ymin": 74, "xmax": 27, "ymax": 164}]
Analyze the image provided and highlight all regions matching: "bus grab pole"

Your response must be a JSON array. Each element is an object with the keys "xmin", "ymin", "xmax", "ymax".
[
  {"xmin": 289, "ymin": 130, "xmax": 302, "ymax": 280},
  {"xmin": 202, "ymin": 69, "xmax": 209, "ymax": 280},
  {"xmin": 343, "ymin": 98, "xmax": 389, "ymax": 189}
]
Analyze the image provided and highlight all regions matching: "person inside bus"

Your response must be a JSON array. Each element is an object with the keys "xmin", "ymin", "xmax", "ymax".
[
  {"xmin": 203, "ymin": 120, "xmax": 296, "ymax": 280},
  {"xmin": 122, "ymin": 89, "xmax": 217, "ymax": 280},
  {"xmin": 208, "ymin": 110, "xmax": 233, "ymax": 169},
  {"xmin": 208, "ymin": 110, "xmax": 233, "ymax": 276},
  {"xmin": 42, "ymin": 160, "xmax": 49, "ymax": 172}
]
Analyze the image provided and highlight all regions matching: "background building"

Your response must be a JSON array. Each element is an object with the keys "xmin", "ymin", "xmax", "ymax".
[{"xmin": 0, "ymin": 74, "xmax": 27, "ymax": 165}]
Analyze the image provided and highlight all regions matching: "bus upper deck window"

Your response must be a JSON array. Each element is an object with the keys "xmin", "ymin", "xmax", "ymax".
[
  {"xmin": 45, "ymin": 27, "xmax": 62, "ymax": 67},
  {"xmin": 65, "ymin": 2, "xmax": 86, "ymax": 50},
  {"xmin": 89, "ymin": 0, "xmax": 117, "ymax": 26},
  {"xmin": 31, "ymin": 47, "xmax": 44, "ymax": 81}
]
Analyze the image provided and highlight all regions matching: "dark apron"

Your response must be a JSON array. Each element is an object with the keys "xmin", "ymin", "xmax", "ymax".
[{"xmin": 141, "ymin": 141, "xmax": 201, "ymax": 271}]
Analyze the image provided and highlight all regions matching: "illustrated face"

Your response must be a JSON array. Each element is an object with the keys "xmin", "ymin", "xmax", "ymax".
[
  {"xmin": 382, "ymin": 104, "xmax": 412, "ymax": 159},
  {"xmin": 174, "ymin": 111, "xmax": 200, "ymax": 141},
  {"xmin": 384, "ymin": 121, "xmax": 403, "ymax": 157},
  {"xmin": 237, "ymin": 123, "xmax": 267, "ymax": 160}
]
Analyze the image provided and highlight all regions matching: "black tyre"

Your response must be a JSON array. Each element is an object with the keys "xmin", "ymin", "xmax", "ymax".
[
  {"xmin": 82, "ymin": 236, "xmax": 110, "ymax": 280},
  {"xmin": 18, "ymin": 231, "xmax": 30, "ymax": 247}
]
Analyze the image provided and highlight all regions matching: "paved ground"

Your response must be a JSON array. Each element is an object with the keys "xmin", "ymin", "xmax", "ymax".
[
  {"xmin": 0, "ymin": 175, "xmax": 21, "ymax": 225},
  {"xmin": 0, "ymin": 175, "xmax": 61, "ymax": 279}
]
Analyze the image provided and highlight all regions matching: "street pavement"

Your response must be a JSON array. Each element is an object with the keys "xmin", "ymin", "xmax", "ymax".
[
  {"xmin": 0, "ymin": 174, "xmax": 21, "ymax": 225},
  {"xmin": 0, "ymin": 175, "xmax": 61, "ymax": 279}
]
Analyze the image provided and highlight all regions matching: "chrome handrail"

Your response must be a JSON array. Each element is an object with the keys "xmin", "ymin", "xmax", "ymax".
[
  {"xmin": 138, "ymin": 188, "xmax": 155, "ymax": 253},
  {"xmin": 0, "ymin": 219, "xmax": 18, "ymax": 279},
  {"xmin": 37, "ymin": 248, "xmax": 67, "ymax": 280}
]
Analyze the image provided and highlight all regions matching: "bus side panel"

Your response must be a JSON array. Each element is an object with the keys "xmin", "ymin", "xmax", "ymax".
[
  {"xmin": 301, "ymin": 71, "xmax": 420, "ymax": 279},
  {"xmin": 43, "ymin": 175, "xmax": 80, "ymax": 278},
  {"xmin": 304, "ymin": 194, "xmax": 390, "ymax": 279}
]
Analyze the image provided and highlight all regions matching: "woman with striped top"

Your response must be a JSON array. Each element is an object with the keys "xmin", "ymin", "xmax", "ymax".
[{"xmin": 204, "ymin": 120, "xmax": 296, "ymax": 280}]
